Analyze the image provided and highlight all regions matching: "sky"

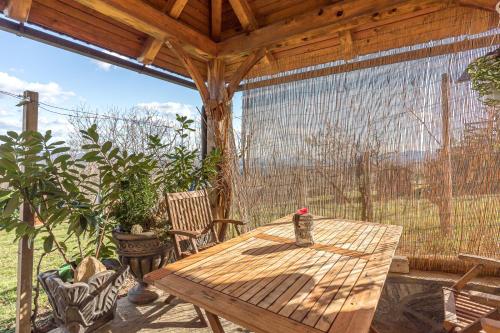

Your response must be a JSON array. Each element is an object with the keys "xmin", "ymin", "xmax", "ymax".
[{"xmin": 0, "ymin": 26, "xmax": 243, "ymax": 140}]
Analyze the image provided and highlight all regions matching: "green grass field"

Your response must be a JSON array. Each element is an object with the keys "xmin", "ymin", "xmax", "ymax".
[{"xmin": 0, "ymin": 226, "xmax": 80, "ymax": 333}]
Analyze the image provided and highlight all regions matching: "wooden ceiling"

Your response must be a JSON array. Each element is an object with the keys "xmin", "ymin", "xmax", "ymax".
[{"xmin": 1, "ymin": 0, "xmax": 498, "ymax": 84}]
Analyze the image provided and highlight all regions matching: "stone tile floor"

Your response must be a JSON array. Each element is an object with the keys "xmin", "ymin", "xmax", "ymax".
[
  {"xmin": 49, "ymin": 271, "xmax": 499, "ymax": 333},
  {"xmin": 96, "ymin": 294, "xmax": 249, "ymax": 333}
]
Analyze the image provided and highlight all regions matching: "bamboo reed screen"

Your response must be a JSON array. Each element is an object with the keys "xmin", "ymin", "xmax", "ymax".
[{"xmin": 232, "ymin": 27, "xmax": 500, "ymax": 275}]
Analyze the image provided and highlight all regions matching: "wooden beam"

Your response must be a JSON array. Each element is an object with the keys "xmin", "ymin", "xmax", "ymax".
[
  {"xmin": 211, "ymin": 0, "xmax": 222, "ymax": 41},
  {"xmin": 228, "ymin": 0, "xmax": 258, "ymax": 31},
  {"xmin": 262, "ymin": 49, "xmax": 278, "ymax": 71},
  {"xmin": 74, "ymin": 0, "xmax": 216, "ymax": 58},
  {"xmin": 218, "ymin": 0, "xmax": 450, "ymax": 56},
  {"xmin": 169, "ymin": 0, "xmax": 189, "ymax": 18},
  {"xmin": 137, "ymin": 0, "xmax": 189, "ymax": 65},
  {"xmin": 15, "ymin": 90, "xmax": 38, "ymax": 333},
  {"xmin": 458, "ymin": 0, "xmax": 498, "ymax": 12},
  {"xmin": 167, "ymin": 40, "xmax": 209, "ymax": 103},
  {"xmin": 227, "ymin": 48, "xmax": 266, "ymax": 98},
  {"xmin": 339, "ymin": 30, "xmax": 354, "ymax": 60},
  {"xmin": 3, "ymin": 0, "xmax": 32, "ymax": 21},
  {"xmin": 138, "ymin": 38, "xmax": 164, "ymax": 64},
  {"xmin": 237, "ymin": 34, "xmax": 498, "ymax": 91}
]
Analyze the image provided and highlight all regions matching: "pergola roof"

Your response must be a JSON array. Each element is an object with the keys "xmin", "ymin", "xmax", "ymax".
[{"xmin": 1, "ymin": 0, "xmax": 498, "ymax": 86}]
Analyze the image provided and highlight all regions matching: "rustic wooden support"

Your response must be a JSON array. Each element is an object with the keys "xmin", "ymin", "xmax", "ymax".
[
  {"xmin": 228, "ymin": 0, "xmax": 258, "ymax": 31},
  {"xmin": 218, "ymin": 0, "xmax": 450, "ymax": 56},
  {"xmin": 440, "ymin": 73, "xmax": 453, "ymax": 235},
  {"xmin": 457, "ymin": 0, "xmax": 498, "ymax": 12},
  {"xmin": 166, "ymin": 40, "xmax": 209, "ymax": 104},
  {"xmin": 137, "ymin": 0, "xmax": 189, "ymax": 65},
  {"xmin": 339, "ymin": 30, "xmax": 355, "ymax": 60},
  {"xmin": 227, "ymin": 48, "xmax": 266, "ymax": 98},
  {"xmin": 74, "ymin": 0, "xmax": 216, "ymax": 58},
  {"xmin": 210, "ymin": 0, "xmax": 222, "ymax": 41},
  {"xmin": 3, "ymin": 0, "xmax": 32, "ymax": 21},
  {"xmin": 16, "ymin": 90, "xmax": 38, "ymax": 333}
]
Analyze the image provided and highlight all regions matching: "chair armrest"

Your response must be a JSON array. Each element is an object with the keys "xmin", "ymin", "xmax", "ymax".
[
  {"xmin": 213, "ymin": 219, "xmax": 246, "ymax": 226},
  {"xmin": 481, "ymin": 318, "xmax": 500, "ymax": 333},
  {"xmin": 458, "ymin": 254, "xmax": 500, "ymax": 268},
  {"xmin": 468, "ymin": 290, "xmax": 500, "ymax": 308},
  {"xmin": 168, "ymin": 229, "xmax": 201, "ymax": 238}
]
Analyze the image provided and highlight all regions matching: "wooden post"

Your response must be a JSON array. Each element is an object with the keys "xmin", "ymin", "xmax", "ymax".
[
  {"xmin": 16, "ymin": 90, "xmax": 38, "ymax": 333},
  {"xmin": 440, "ymin": 73, "xmax": 453, "ymax": 235},
  {"xmin": 357, "ymin": 150, "xmax": 373, "ymax": 221},
  {"xmin": 201, "ymin": 106, "xmax": 207, "ymax": 159}
]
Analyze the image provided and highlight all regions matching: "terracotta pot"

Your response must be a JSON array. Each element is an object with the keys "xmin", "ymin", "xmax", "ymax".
[
  {"xmin": 38, "ymin": 266, "xmax": 129, "ymax": 333},
  {"xmin": 112, "ymin": 230, "xmax": 173, "ymax": 304}
]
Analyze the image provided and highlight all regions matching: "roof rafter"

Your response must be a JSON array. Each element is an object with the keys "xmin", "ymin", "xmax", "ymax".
[
  {"xmin": 211, "ymin": 0, "xmax": 222, "ymax": 41},
  {"xmin": 457, "ymin": 0, "xmax": 498, "ymax": 11},
  {"xmin": 74, "ymin": 0, "xmax": 216, "ymax": 59},
  {"xmin": 217, "ymin": 0, "xmax": 451, "ymax": 57},
  {"xmin": 138, "ymin": 0, "xmax": 189, "ymax": 65},
  {"xmin": 228, "ymin": 0, "xmax": 258, "ymax": 31},
  {"xmin": 3, "ymin": 0, "xmax": 32, "ymax": 22}
]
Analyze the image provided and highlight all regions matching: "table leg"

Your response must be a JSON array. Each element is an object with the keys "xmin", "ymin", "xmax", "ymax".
[
  {"xmin": 205, "ymin": 311, "xmax": 225, "ymax": 333},
  {"xmin": 193, "ymin": 305, "xmax": 208, "ymax": 327}
]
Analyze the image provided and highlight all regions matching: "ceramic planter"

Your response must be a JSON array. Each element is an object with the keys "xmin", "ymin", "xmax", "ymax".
[
  {"xmin": 112, "ymin": 230, "xmax": 173, "ymax": 304},
  {"xmin": 38, "ymin": 266, "xmax": 129, "ymax": 333}
]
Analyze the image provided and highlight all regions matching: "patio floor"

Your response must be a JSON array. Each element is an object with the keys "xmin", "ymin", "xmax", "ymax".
[{"xmin": 48, "ymin": 271, "xmax": 499, "ymax": 333}]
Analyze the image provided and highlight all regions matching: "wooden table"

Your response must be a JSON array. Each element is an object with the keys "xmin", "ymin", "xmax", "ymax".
[{"xmin": 145, "ymin": 216, "xmax": 402, "ymax": 333}]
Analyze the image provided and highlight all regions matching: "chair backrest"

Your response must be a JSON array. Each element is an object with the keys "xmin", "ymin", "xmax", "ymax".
[{"xmin": 166, "ymin": 189, "xmax": 213, "ymax": 233}]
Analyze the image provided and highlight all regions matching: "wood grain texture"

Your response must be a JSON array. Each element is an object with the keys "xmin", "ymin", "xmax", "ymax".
[
  {"xmin": 148, "ymin": 216, "xmax": 402, "ymax": 333},
  {"xmin": 4, "ymin": 0, "xmax": 32, "ymax": 21}
]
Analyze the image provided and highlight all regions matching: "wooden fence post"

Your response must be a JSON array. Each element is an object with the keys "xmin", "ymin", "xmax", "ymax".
[
  {"xmin": 16, "ymin": 91, "xmax": 38, "ymax": 333},
  {"xmin": 440, "ymin": 74, "xmax": 453, "ymax": 235},
  {"xmin": 357, "ymin": 150, "xmax": 373, "ymax": 221}
]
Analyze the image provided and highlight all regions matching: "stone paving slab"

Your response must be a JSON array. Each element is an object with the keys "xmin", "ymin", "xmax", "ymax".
[{"xmin": 49, "ymin": 294, "xmax": 252, "ymax": 333}]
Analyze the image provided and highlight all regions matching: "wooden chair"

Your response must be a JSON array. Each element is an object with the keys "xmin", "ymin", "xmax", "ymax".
[
  {"xmin": 162, "ymin": 190, "xmax": 246, "ymax": 323},
  {"xmin": 443, "ymin": 254, "xmax": 500, "ymax": 333},
  {"xmin": 166, "ymin": 189, "xmax": 246, "ymax": 259}
]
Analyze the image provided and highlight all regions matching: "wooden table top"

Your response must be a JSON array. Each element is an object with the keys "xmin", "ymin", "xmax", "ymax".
[{"xmin": 145, "ymin": 216, "xmax": 402, "ymax": 333}]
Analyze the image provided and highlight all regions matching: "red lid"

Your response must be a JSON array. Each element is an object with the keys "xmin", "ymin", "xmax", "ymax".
[{"xmin": 296, "ymin": 207, "xmax": 308, "ymax": 215}]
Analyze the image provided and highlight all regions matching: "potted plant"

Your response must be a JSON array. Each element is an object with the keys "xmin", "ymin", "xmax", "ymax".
[
  {"xmin": 78, "ymin": 115, "xmax": 219, "ymax": 304},
  {"xmin": 467, "ymin": 48, "xmax": 500, "ymax": 106},
  {"xmin": 0, "ymin": 130, "xmax": 128, "ymax": 333}
]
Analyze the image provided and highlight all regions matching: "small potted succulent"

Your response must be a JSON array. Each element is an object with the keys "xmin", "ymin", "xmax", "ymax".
[
  {"xmin": 78, "ymin": 115, "xmax": 219, "ymax": 304},
  {"xmin": 0, "ymin": 130, "xmax": 128, "ymax": 333}
]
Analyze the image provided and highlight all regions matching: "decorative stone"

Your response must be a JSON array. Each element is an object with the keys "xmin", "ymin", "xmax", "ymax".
[
  {"xmin": 39, "ymin": 266, "xmax": 129, "ymax": 333},
  {"xmin": 293, "ymin": 211, "xmax": 314, "ymax": 247},
  {"xmin": 390, "ymin": 255, "xmax": 410, "ymax": 274},
  {"xmin": 74, "ymin": 256, "xmax": 107, "ymax": 283},
  {"xmin": 112, "ymin": 229, "xmax": 173, "ymax": 304},
  {"xmin": 130, "ymin": 224, "xmax": 143, "ymax": 234}
]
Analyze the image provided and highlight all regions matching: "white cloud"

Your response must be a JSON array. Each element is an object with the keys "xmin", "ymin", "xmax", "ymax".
[
  {"xmin": 91, "ymin": 51, "xmax": 129, "ymax": 71},
  {"xmin": 0, "ymin": 72, "xmax": 75, "ymax": 104},
  {"xmin": 136, "ymin": 101, "xmax": 198, "ymax": 119},
  {"xmin": 92, "ymin": 60, "xmax": 113, "ymax": 71}
]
